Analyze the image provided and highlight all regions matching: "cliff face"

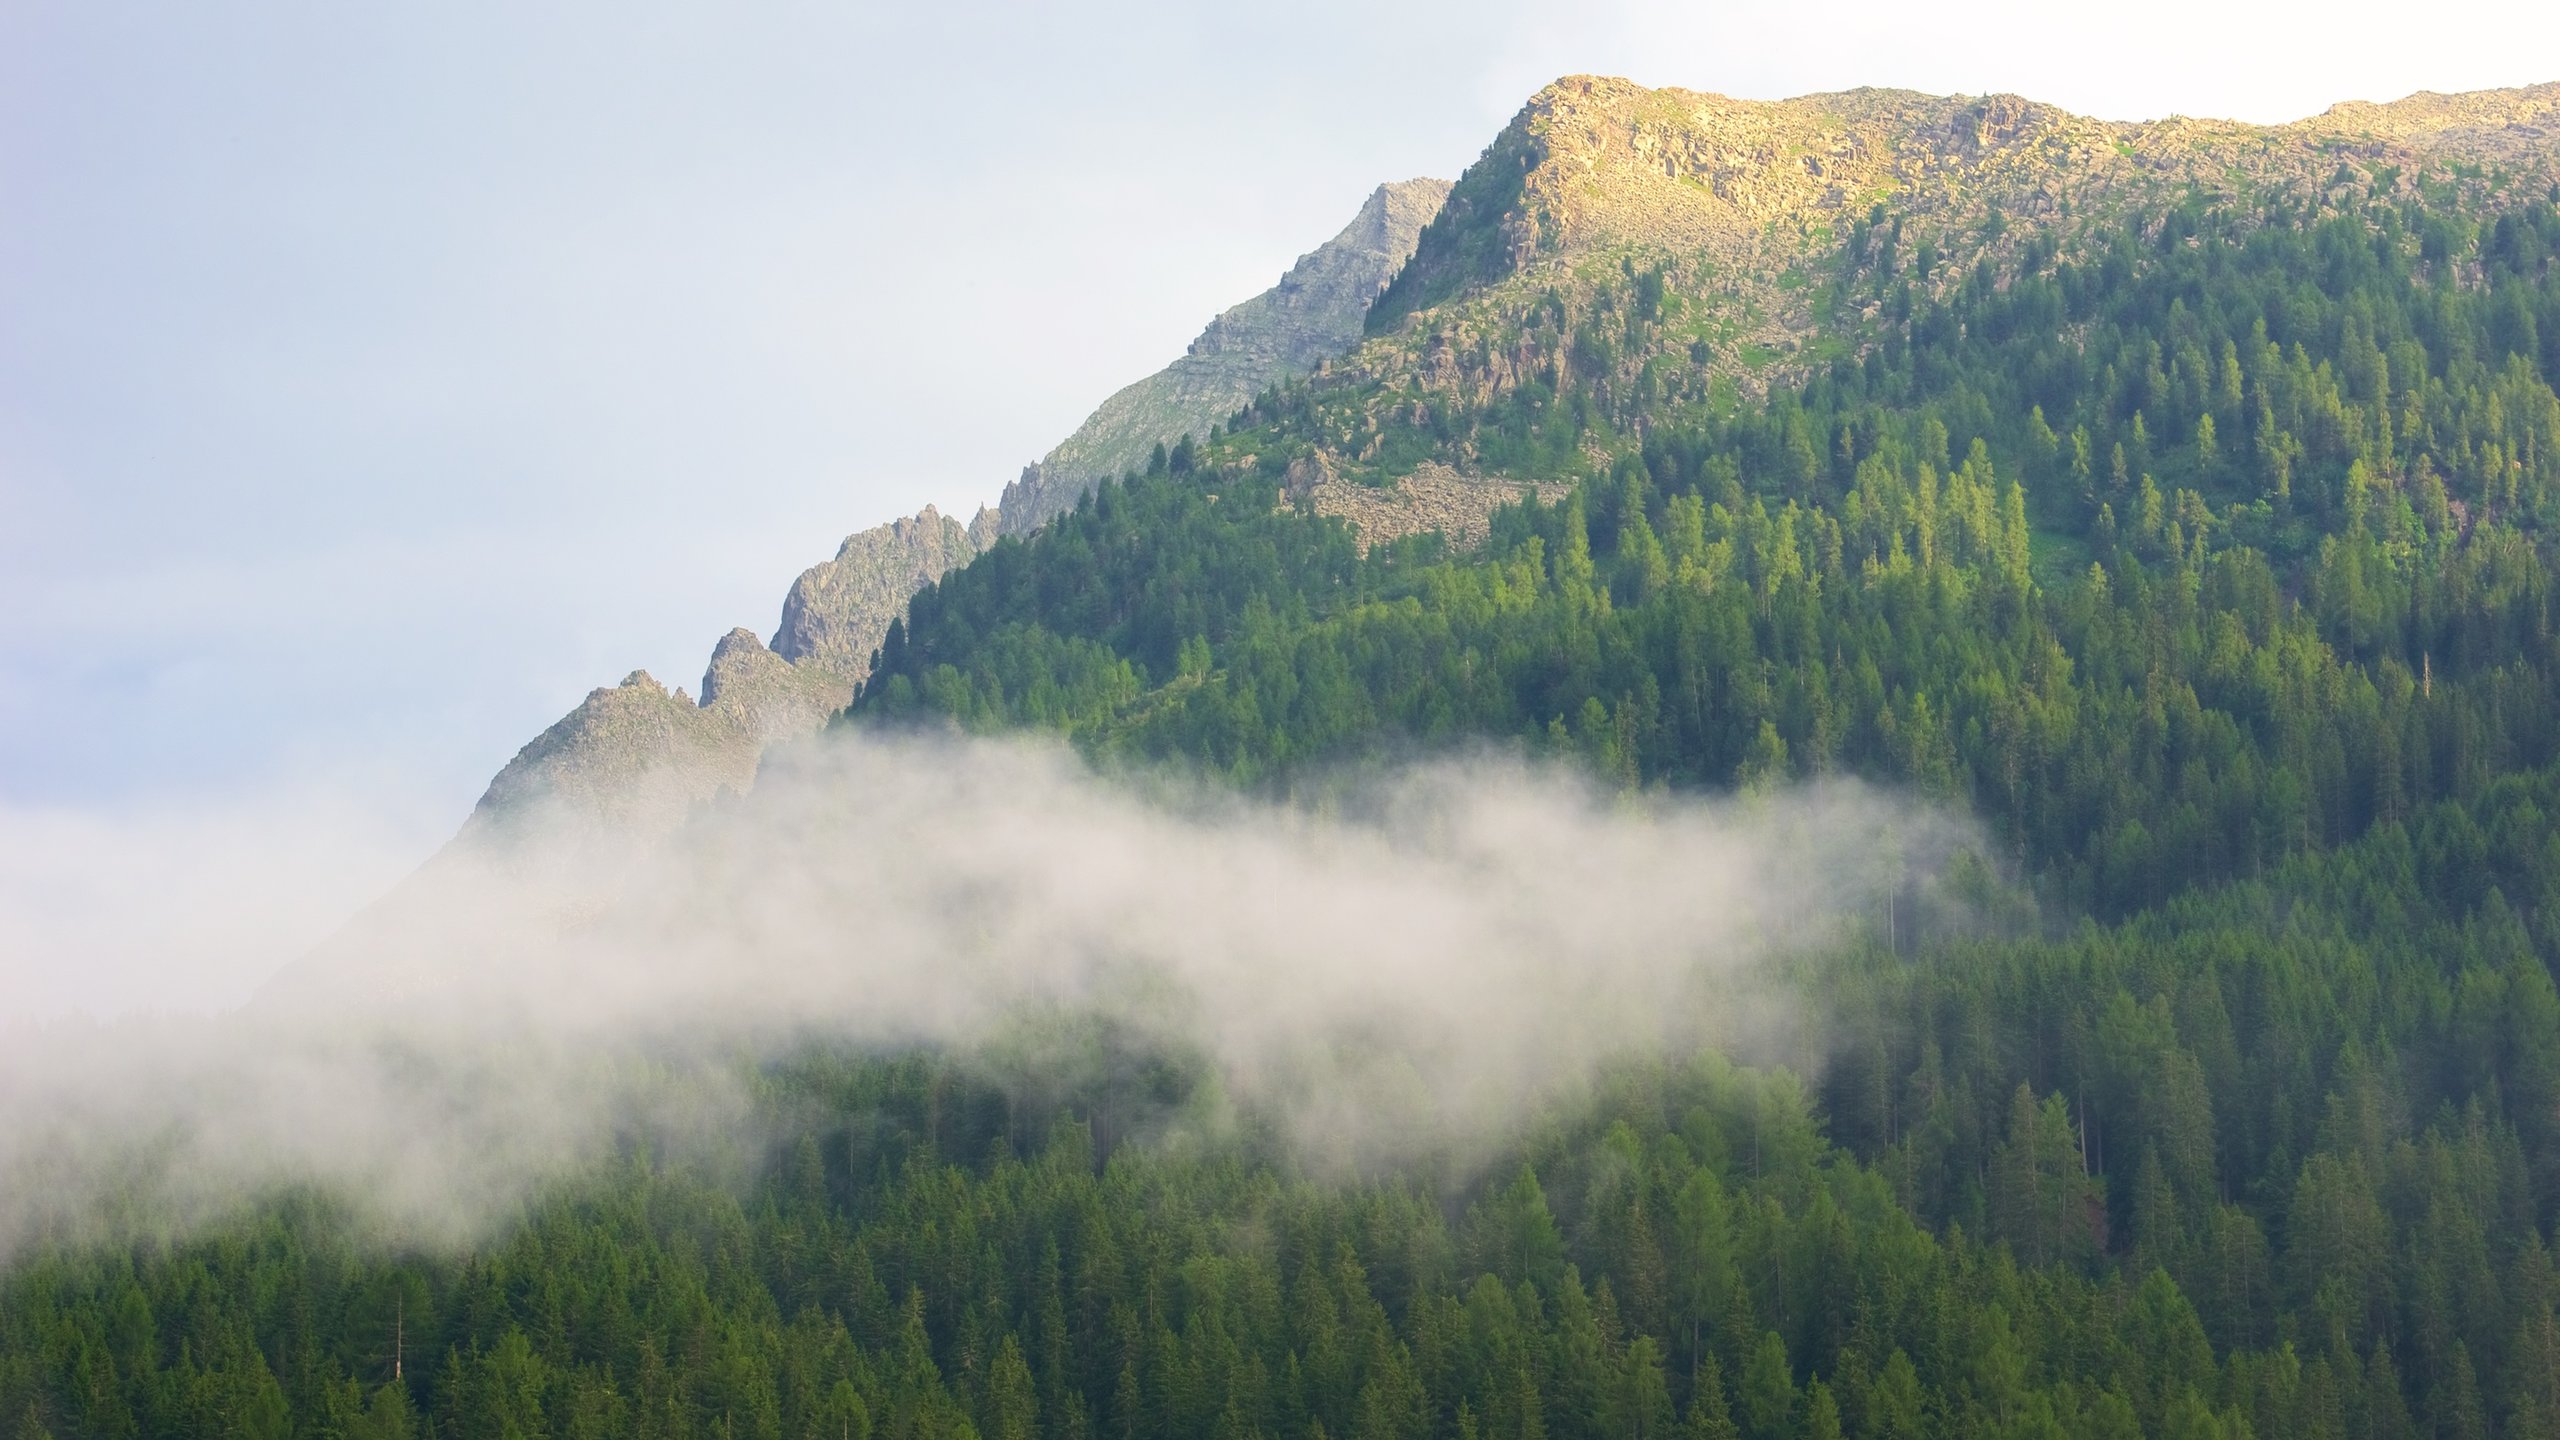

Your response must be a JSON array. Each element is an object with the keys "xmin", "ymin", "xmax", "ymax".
[
  {"xmin": 997, "ymin": 178, "xmax": 1453, "ymax": 535},
  {"xmin": 770, "ymin": 504, "xmax": 997, "ymax": 679}
]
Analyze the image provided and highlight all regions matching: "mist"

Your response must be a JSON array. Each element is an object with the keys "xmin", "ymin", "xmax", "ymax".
[
  {"xmin": 0, "ymin": 777, "xmax": 449, "ymax": 1018},
  {"xmin": 0, "ymin": 731, "xmax": 1972, "ymax": 1262}
]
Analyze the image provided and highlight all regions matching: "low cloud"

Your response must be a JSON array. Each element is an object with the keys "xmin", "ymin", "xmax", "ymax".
[
  {"xmin": 0, "ymin": 779, "xmax": 444, "ymax": 1019},
  {"xmin": 0, "ymin": 731, "xmax": 1972, "ymax": 1259}
]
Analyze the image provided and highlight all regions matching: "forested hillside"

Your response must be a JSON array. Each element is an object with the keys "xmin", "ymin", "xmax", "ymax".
[{"xmin": 11, "ymin": 82, "xmax": 2560, "ymax": 1440}]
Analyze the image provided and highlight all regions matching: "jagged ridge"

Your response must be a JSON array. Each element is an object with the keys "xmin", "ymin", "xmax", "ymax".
[
  {"xmin": 998, "ymin": 178, "xmax": 1451, "ymax": 535},
  {"xmin": 455, "ymin": 179, "xmax": 1454, "ymax": 835},
  {"xmin": 770, "ymin": 504, "xmax": 999, "ymax": 678}
]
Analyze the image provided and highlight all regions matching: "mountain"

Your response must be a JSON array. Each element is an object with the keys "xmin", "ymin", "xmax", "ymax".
[
  {"xmin": 26, "ymin": 75, "xmax": 2560, "ymax": 1440},
  {"xmin": 828, "ymin": 74, "xmax": 2560, "ymax": 1436},
  {"xmin": 456, "ymin": 179, "xmax": 1449, "ymax": 835}
]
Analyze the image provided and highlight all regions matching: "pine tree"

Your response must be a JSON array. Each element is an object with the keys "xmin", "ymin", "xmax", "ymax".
[
  {"xmin": 1738, "ymin": 1334, "xmax": 1794, "ymax": 1440},
  {"xmin": 1682, "ymin": 1355, "xmax": 1739, "ymax": 1440},
  {"xmin": 987, "ymin": 1335, "xmax": 1038, "ymax": 1440}
]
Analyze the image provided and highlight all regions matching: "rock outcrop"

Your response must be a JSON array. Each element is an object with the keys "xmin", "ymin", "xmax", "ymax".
[
  {"xmin": 462, "ymin": 629, "xmax": 846, "ymax": 841},
  {"xmin": 453, "ymin": 505, "xmax": 970, "ymax": 836},
  {"xmin": 1297, "ymin": 461, "xmax": 1569, "ymax": 554},
  {"xmin": 998, "ymin": 178, "xmax": 1452, "ymax": 535},
  {"xmin": 771, "ymin": 504, "xmax": 996, "ymax": 679}
]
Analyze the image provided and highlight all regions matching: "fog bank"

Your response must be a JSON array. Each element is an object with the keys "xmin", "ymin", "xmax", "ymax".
[{"xmin": 0, "ymin": 732, "xmax": 1970, "ymax": 1259}]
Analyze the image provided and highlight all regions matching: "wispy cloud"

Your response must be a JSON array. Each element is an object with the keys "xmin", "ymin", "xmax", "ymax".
[{"xmin": 0, "ymin": 731, "xmax": 1972, "ymax": 1258}]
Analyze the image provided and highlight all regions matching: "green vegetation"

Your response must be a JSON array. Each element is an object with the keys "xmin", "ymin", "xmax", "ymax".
[
  {"xmin": 872, "ymin": 193, "xmax": 2560, "ymax": 916},
  {"xmin": 12, "ymin": 169, "xmax": 2560, "ymax": 1440}
]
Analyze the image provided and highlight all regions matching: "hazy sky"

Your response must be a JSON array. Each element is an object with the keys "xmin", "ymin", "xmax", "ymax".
[{"xmin": 4, "ymin": 0, "xmax": 2556, "ymax": 1012}]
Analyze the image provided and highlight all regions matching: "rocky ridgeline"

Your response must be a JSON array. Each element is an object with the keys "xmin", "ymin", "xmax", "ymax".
[
  {"xmin": 460, "ymin": 629, "xmax": 842, "ymax": 842},
  {"xmin": 461, "ymin": 77, "xmax": 2560, "ymax": 838},
  {"xmin": 459, "ymin": 181, "xmax": 1453, "ymax": 836},
  {"xmin": 998, "ymin": 178, "xmax": 1451, "ymax": 536},
  {"xmin": 772, "ymin": 504, "xmax": 999, "ymax": 678},
  {"xmin": 458, "ymin": 509, "xmax": 987, "ymax": 843}
]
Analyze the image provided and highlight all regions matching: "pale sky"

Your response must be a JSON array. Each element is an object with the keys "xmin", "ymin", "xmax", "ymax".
[{"xmin": 4, "ymin": 0, "xmax": 2556, "ymax": 1014}]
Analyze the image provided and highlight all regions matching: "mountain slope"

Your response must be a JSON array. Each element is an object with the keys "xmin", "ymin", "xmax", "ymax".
[
  {"xmin": 872, "ymin": 75, "xmax": 2560, "ymax": 870},
  {"xmin": 833, "ymin": 75, "xmax": 2560, "ymax": 1432}
]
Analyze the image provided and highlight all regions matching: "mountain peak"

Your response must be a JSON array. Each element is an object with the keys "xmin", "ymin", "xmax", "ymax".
[{"xmin": 698, "ymin": 627, "xmax": 777, "ymax": 709}]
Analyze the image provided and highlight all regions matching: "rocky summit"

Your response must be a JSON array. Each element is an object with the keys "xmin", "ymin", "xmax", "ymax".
[{"xmin": 1355, "ymin": 76, "xmax": 2560, "ymax": 421}]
